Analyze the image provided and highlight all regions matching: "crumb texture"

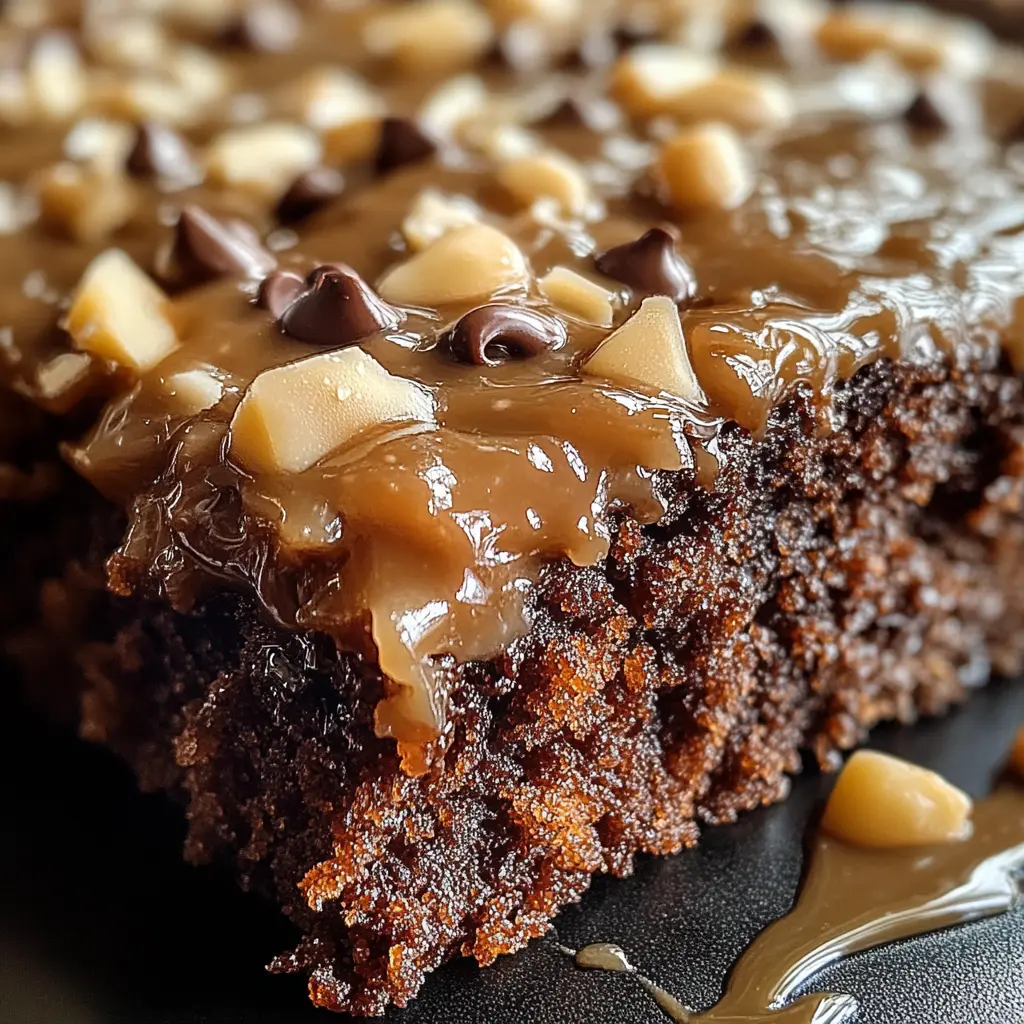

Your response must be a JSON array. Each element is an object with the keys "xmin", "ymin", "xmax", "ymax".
[{"xmin": 16, "ymin": 360, "xmax": 1016, "ymax": 1014}]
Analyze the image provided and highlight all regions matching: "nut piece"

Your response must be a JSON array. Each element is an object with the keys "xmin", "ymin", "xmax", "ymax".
[
  {"xmin": 539, "ymin": 266, "xmax": 615, "ymax": 327},
  {"xmin": 166, "ymin": 45, "xmax": 231, "ymax": 105},
  {"xmin": 610, "ymin": 44, "xmax": 718, "ymax": 118},
  {"xmin": 418, "ymin": 74, "xmax": 488, "ymax": 139},
  {"xmin": 816, "ymin": 6, "xmax": 989, "ymax": 75},
  {"xmin": 657, "ymin": 122, "xmax": 754, "ymax": 212},
  {"xmin": 204, "ymin": 122, "xmax": 321, "ymax": 198},
  {"xmin": 821, "ymin": 750, "xmax": 973, "ymax": 849},
  {"xmin": 36, "ymin": 163, "xmax": 136, "ymax": 243},
  {"xmin": 378, "ymin": 224, "xmax": 530, "ymax": 307},
  {"xmin": 229, "ymin": 348, "xmax": 435, "ymax": 475},
  {"xmin": 486, "ymin": 0, "xmax": 582, "ymax": 27},
  {"xmin": 667, "ymin": 70, "xmax": 794, "ymax": 132},
  {"xmin": 63, "ymin": 117, "xmax": 136, "ymax": 174},
  {"xmin": 363, "ymin": 0, "xmax": 494, "ymax": 75},
  {"xmin": 27, "ymin": 33, "xmax": 86, "ymax": 120},
  {"xmin": 34, "ymin": 351, "xmax": 93, "ymax": 407},
  {"xmin": 402, "ymin": 189, "xmax": 481, "ymax": 252},
  {"xmin": 161, "ymin": 367, "xmax": 225, "ymax": 416},
  {"xmin": 582, "ymin": 295, "xmax": 704, "ymax": 402},
  {"xmin": 322, "ymin": 117, "xmax": 383, "ymax": 165},
  {"xmin": 497, "ymin": 151, "xmax": 593, "ymax": 217},
  {"xmin": 277, "ymin": 67, "xmax": 385, "ymax": 131},
  {"xmin": 65, "ymin": 249, "xmax": 179, "ymax": 372}
]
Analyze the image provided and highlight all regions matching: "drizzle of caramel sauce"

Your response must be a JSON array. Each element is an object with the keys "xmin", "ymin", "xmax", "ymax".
[{"xmin": 566, "ymin": 781, "xmax": 1024, "ymax": 1023}]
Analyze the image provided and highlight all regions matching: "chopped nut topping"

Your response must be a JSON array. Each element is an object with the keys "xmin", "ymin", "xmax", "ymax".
[
  {"xmin": 821, "ymin": 750, "xmax": 973, "ymax": 848},
  {"xmin": 277, "ymin": 68, "xmax": 384, "ymax": 132},
  {"xmin": 229, "ymin": 349, "xmax": 436, "ymax": 475},
  {"xmin": 538, "ymin": 266, "xmax": 615, "ymax": 327},
  {"xmin": 322, "ymin": 117, "xmax": 383, "ymax": 166},
  {"xmin": 36, "ymin": 163, "xmax": 136, "ymax": 244},
  {"xmin": 496, "ymin": 151, "xmax": 593, "ymax": 217},
  {"xmin": 204, "ymin": 123, "xmax": 322, "ymax": 198},
  {"xmin": 402, "ymin": 189, "xmax": 481, "ymax": 252},
  {"xmin": 610, "ymin": 44, "xmax": 718, "ymax": 119},
  {"xmin": 64, "ymin": 118, "xmax": 137, "ymax": 175},
  {"xmin": 656, "ymin": 122, "xmax": 754, "ymax": 212},
  {"xmin": 161, "ymin": 367, "xmax": 225, "ymax": 416},
  {"xmin": 363, "ymin": 0, "xmax": 495, "ymax": 75},
  {"xmin": 582, "ymin": 295, "xmax": 705, "ymax": 403},
  {"xmin": 418, "ymin": 74, "xmax": 488, "ymax": 139},
  {"xmin": 666, "ymin": 69, "xmax": 795, "ymax": 132},
  {"xmin": 65, "ymin": 249, "xmax": 179, "ymax": 372},
  {"xmin": 378, "ymin": 223, "xmax": 530, "ymax": 307},
  {"xmin": 27, "ymin": 32, "xmax": 86, "ymax": 120},
  {"xmin": 34, "ymin": 351, "xmax": 93, "ymax": 408}
]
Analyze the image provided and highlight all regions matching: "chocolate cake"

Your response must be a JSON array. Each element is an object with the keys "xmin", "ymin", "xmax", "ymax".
[{"xmin": 3, "ymin": 0, "xmax": 1024, "ymax": 1015}]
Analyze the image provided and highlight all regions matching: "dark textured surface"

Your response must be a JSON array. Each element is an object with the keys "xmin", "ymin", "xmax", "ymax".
[{"xmin": 2, "ymin": 676, "xmax": 1022, "ymax": 1024}]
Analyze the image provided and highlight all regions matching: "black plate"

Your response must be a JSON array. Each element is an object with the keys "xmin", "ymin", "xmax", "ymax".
[{"xmin": 2, "ymin": 679, "xmax": 1023, "ymax": 1024}]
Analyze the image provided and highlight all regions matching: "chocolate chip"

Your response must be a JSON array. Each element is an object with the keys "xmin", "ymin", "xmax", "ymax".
[
  {"xmin": 441, "ymin": 304, "xmax": 567, "ymax": 366},
  {"xmin": 594, "ymin": 228, "xmax": 697, "ymax": 305},
  {"xmin": 256, "ymin": 268, "xmax": 306, "ymax": 318},
  {"xmin": 279, "ymin": 264, "xmax": 403, "ymax": 347},
  {"xmin": 375, "ymin": 117, "xmax": 436, "ymax": 175},
  {"xmin": 125, "ymin": 122, "xmax": 196, "ymax": 180},
  {"xmin": 160, "ymin": 205, "xmax": 277, "ymax": 287},
  {"xmin": 734, "ymin": 19, "xmax": 779, "ymax": 48},
  {"xmin": 221, "ymin": 1, "xmax": 300, "ymax": 52},
  {"xmin": 276, "ymin": 167, "xmax": 344, "ymax": 223},
  {"xmin": 903, "ymin": 78, "xmax": 975, "ymax": 132}
]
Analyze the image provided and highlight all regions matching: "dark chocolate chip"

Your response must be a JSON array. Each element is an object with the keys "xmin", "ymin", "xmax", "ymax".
[
  {"xmin": 734, "ymin": 18, "xmax": 779, "ymax": 48},
  {"xmin": 221, "ymin": 1, "xmax": 300, "ymax": 52},
  {"xmin": 595, "ymin": 227, "xmax": 697, "ymax": 305},
  {"xmin": 903, "ymin": 78, "xmax": 975, "ymax": 132},
  {"xmin": 256, "ymin": 269, "xmax": 306, "ymax": 318},
  {"xmin": 441, "ymin": 304, "xmax": 567, "ymax": 366},
  {"xmin": 1005, "ymin": 116, "xmax": 1024, "ymax": 143},
  {"xmin": 160, "ymin": 205, "xmax": 277, "ymax": 287},
  {"xmin": 125, "ymin": 122, "xmax": 196, "ymax": 180},
  {"xmin": 279, "ymin": 264, "xmax": 403, "ymax": 347},
  {"xmin": 276, "ymin": 167, "xmax": 344, "ymax": 223},
  {"xmin": 374, "ymin": 117, "xmax": 437, "ymax": 175}
]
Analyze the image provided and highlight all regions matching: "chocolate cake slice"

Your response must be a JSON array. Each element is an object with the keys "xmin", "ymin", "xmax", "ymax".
[{"xmin": 3, "ymin": 0, "xmax": 1024, "ymax": 1015}]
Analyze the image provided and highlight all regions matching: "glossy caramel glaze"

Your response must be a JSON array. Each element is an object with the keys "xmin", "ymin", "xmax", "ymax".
[{"xmin": 3, "ymin": 1, "xmax": 1024, "ymax": 763}]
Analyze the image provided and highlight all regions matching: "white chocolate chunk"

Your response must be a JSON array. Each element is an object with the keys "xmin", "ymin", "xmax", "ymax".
[
  {"xmin": 27, "ymin": 33, "xmax": 86, "ymax": 120},
  {"xmin": 36, "ymin": 162, "xmax": 136, "ymax": 243},
  {"xmin": 657, "ymin": 122, "xmax": 753, "ymax": 212},
  {"xmin": 363, "ymin": 0, "xmax": 494, "ymax": 75},
  {"xmin": 539, "ymin": 266, "xmax": 615, "ymax": 327},
  {"xmin": 821, "ymin": 750, "xmax": 972, "ymax": 848},
  {"xmin": 278, "ymin": 67, "xmax": 385, "ymax": 131},
  {"xmin": 497, "ymin": 151, "xmax": 593, "ymax": 217},
  {"xmin": 667, "ymin": 70, "xmax": 795, "ymax": 132},
  {"xmin": 402, "ymin": 189, "xmax": 481, "ymax": 252},
  {"xmin": 583, "ymin": 296, "xmax": 704, "ymax": 403},
  {"xmin": 378, "ymin": 224, "xmax": 530, "ymax": 307},
  {"xmin": 229, "ymin": 349, "xmax": 435, "ymax": 475},
  {"xmin": 205, "ymin": 123, "xmax": 321, "ymax": 198},
  {"xmin": 65, "ymin": 249, "xmax": 179, "ymax": 372},
  {"xmin": 611, "ymin": 44, "xmax": 718, "ymax": 118},
  {"xmin": 162, "ymin": 367, "xmax": 225, "ymax": 416}
]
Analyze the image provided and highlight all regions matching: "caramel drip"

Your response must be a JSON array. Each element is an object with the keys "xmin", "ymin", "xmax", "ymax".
[{"xmin": 568, "ymin": 785, "xmax": 1024, "ymax": 1023}]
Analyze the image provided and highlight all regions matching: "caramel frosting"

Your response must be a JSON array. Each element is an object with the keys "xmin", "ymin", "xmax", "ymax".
[{"xmin": 3, "ymin": 1, "xmax": 1024, "ymax": 768}]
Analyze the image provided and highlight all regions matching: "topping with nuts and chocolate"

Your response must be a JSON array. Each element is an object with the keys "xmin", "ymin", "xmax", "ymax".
[{"xmin": 3, "ymin": 0, "xmax": 1024, "ymax": 1018}]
